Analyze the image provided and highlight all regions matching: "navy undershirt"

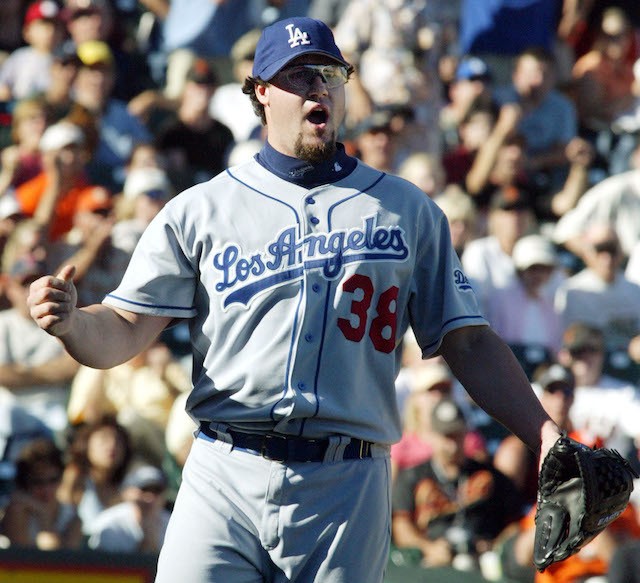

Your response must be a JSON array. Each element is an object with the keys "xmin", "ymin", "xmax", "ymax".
[{"xmin": 255, "ymin": 140, "xmax": 358, "ymax": 188}]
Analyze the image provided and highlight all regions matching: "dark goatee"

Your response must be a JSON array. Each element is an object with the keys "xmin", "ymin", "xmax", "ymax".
[{"xmin": 294, "ymin": 134, "xmax": 336, "ymax": 164}]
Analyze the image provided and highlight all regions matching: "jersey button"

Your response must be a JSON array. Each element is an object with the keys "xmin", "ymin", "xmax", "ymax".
[
  {"xmin": 304, "ymin": 333, "xmax": 313, "ymax": 342},
  {"xmin": 312, "ymin": 283, "xmax": 321, "ymax": 293},
  {"xmin": 297, "ymin": 381, "xmax": 306, "ymax": 390},
  {"xmin": 310, "ymin": 216, "xmax": 320, "ymax": 225},
  {"xmin": 305, "ymin": 196, "xmax": 315, "ymax": 204}
]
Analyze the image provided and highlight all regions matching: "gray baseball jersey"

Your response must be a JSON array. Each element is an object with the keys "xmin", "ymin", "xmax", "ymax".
[{"xmin": 104, "ymin": 156, "xmax": 486, "ymax": 445}]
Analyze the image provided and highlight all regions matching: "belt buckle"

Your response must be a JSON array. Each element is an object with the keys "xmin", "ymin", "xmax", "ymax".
[{"xmin": 262, "ymin": 433, "xmax": 288, "ymax": 462}]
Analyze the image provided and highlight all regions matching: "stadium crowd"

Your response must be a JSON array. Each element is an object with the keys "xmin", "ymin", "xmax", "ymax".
[{"xmin": 0, "ymin": 1, "xmax": 640, "ymax": 581}]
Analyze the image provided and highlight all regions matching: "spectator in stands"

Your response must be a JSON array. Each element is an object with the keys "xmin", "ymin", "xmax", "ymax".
[
  {"xmin": 349, "ymin": 109, "xmax": 400, "ymax": 174},
  {"xmin": 486, "ymin": 233, "xmax": 563, "ymax": 356},
  {"xmin": 63, "ymin": 0, "xmax": 153, "ymax": 102},
  {"xmin": 493, "ymin": 47, "xmax": 578, "ymax": 198},
  {"xmin": 0, "ymin": 0, "xmax": 64, "ymax": 102},
  {"xmin": 557, "ymin": 322, "xmax": 640, "ymax": 454},
  {"xmin": 209, "ymin": 28, "xmax": 262, "ymax": 143},
  {"xmin": 434, "ymin": 186, "xmax": 478, "ymax": 258},
  {"xmin": 555, "ymin": 223, "xmax": 640, "ymax": 363},
  {"xmin": 87, "ymin": 464, "xmax": 171, "ymax": 553},
  {"xmin": 391, "ymin": 360, "xmax": 487, "ymax": 482},
  {"xmin": 154, "ymin": 57, "xmax": 234, "ymax": 192},
  {"xmin": 442, "ymin": 101, "xmax": 496, "ymax": 189},
  {"xmin": 41, "ymin": 41, "xmax": 83, "ymax": 123},
  {"xmin": 571, "ymin": 7, "xmax": 637, "ymax": 133},
  {"xmin": 111, "ymin": 166, "xmax": 173, "ymax": 254},
  {"xmin": 0, "ymin": 216, "xmax": 48, "ymax": 275},
  {"xmin": 63, "ymin": 0, "xmax": 114, "ymax": 47},
  {"xmin": 0, "ymin": 437, "xmax": 83, "ymax": 549},
  {"xmin": 0, "ymin": 95, "xmax": 48, "ymax": 196},
  {"xmin": 463, "ymin": 101, "xmax": 525, "ymax": 211},
  {"xmin": 42, "ymin": 44, "xmax": 100, "ymax": 164},
  {"xmin": 392, "ymin": 398, "xmax": 523, "ymax": 570},
  {"xmin": 0, "ymin": 250, "xmax": 79, "ymax": 434},
  {"xmin": 14, "ymin": 120, "xmax": 104, "ymax": 242},
  {"xmin": 439, "ymin": 56, "xmax": 494, "ymax": 151},
  {"xmin": 553, "ymin": 142, "xmax": 640, "ymax": 260},
  {"xmin": 58, "ymin": 415, "xmax": 132, "ymax": 536},
  {"xmin": 0, "ymin": 385, "xmax": 52, "ymax": 469},
  {"xmin": 122, "ymin": 142, "xmax": 166, "ymax": 175},
  {"xmin": 72, "ymin": 39, "xmax": 151, "ymax": 192},
  {"xmin": 461, "ymin": 186, "xmax": 536, "ymax": 315},
  {"xmin": 397, "ymin": 152, "xmax": 446, "ymax": 199}
]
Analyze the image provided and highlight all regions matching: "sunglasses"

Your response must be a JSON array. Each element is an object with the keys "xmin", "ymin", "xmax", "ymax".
[
  {"xmin": 544, "ymin": 384, "xmax": 574, "ymax": 397},
  {"xmin": 273, "ymin": 64, "xmax": 349, "ymax": 92},
  {"xmin": 569, "ymin": 346, "xmax": 601, "ymax": 359},
  {"xmin": 603, "ymin": 33, "xmax": 626, "ymax": 42},
  {"xmin": 140, "ymin": 484, "xmax": 165, "ymax": 495}
]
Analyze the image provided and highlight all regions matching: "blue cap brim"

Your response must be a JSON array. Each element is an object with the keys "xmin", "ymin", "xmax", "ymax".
[{"xmin": 258, "ymin": 50, "xmax": 349, "ymax": 81}]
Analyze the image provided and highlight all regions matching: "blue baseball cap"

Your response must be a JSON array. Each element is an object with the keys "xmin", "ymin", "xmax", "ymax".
[
  {"xmin": 455, "ymin": 56, "xmax": 491, "ymax": 82},
  {"xmin": 252, "ymin": 17, "xmax": 349, "ymax": 81}
]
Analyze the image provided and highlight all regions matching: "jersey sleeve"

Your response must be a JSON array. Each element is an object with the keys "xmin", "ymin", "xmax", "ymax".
[
  {"xmin": 103, "ymin": 201, "xmax": 198, "ymax": 319},
  {"xmin": 408, "ymin": 205, "xmax": 487, "ymax": 357}
]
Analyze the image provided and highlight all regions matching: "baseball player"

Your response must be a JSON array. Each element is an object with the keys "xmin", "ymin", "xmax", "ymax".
[{"xmin": 28, "ymin": 17, "xmax": 562, "ymax": 583}]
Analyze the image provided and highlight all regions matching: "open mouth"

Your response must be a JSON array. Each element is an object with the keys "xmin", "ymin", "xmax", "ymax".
[{"xmin": 306, "ymin": 107, "xmax": 329, "ymax": 126}]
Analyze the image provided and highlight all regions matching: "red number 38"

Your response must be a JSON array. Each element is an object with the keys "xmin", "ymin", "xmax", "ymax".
[{"xmin": 337, "ymin": 274, "xmax": 399, "ymax": 354}]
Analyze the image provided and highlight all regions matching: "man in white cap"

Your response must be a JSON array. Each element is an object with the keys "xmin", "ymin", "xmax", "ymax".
[
  {"xmin": 486, "ymin": 233, "xmax": 564, "ymax": 361},
  {"xmin": 15, "ymin": 120, "xmax": 103, "ymax": 241}
]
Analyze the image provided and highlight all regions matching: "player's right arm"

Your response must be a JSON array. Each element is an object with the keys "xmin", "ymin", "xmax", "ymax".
[{"xmin": 27, "ymin": 265, "xmax": 172, "ymax": 369}]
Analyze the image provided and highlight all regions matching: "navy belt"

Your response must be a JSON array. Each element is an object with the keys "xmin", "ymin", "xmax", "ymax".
[{"xmin": 199, "ymin": 423, "xmax": 373, "ymax": 463}]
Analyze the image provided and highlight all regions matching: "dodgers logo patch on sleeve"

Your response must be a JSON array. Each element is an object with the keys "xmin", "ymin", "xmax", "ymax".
[{"xmin": 454, "ymin": 269, "xmax": 473, "ymax": 292}]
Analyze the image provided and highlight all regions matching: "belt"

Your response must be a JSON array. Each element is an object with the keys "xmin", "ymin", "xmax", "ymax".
[{"xmin": 198, "ymin": 423, "xmax": 374, "ymax": 463}]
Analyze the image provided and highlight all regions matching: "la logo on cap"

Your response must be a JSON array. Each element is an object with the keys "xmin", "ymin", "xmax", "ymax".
[{"xmin": 286, "ymin": 23, "xmax": 311, "ymax": 48}]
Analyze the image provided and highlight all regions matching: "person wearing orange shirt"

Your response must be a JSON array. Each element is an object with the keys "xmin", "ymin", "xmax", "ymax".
[{"xmin": 15, "ymin": 120, "xmax": 109, "ymax": 241}]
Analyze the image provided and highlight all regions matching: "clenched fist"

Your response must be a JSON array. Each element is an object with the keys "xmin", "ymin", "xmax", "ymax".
[{"xmin": 27, "ymin": 265, "xmax": 77, "ymax": 337}]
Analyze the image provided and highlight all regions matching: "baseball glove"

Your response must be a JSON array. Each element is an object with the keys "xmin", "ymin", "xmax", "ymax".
[{"xmin": 533, "ymin": 433, "xmax": 638, "ymax": 571}]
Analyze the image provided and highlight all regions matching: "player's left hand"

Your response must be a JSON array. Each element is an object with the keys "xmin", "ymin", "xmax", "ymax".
[{"xmin": 533, "ymin": 433, "xmax": 638, "ymax": 571}]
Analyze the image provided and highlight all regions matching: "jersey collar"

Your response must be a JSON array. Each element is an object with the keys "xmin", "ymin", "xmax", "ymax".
[{"xmin": 256, "ymin": 140, "xmax": 357, "ymax": 188}]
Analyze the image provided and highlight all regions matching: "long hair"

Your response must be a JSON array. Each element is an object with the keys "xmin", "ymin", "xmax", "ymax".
[{"xmin": 66, "ymin": 415, "xmax": 132, "ymax": 485}]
